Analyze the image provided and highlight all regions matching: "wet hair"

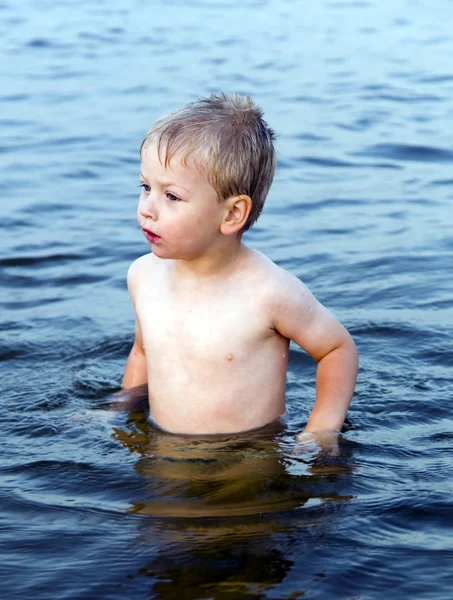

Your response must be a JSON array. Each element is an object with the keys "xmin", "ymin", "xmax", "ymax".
[{"xmin": 140, "ymin": 93, "xmax": 276, "ymax": 232}]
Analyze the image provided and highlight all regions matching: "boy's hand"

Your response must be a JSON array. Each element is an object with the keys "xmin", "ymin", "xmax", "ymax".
[
  {"xmin": 110, "ymin": 383, "xmax": 148, "ymax": 412},
  {"xmin": 293, "ymin": 430, "xmax": 340, "ymax": 457}
]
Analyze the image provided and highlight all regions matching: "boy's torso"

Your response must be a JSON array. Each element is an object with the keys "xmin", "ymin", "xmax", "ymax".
[{"xmin": 134, "ymin": 248, "xmax": 289, "ymax": 434}]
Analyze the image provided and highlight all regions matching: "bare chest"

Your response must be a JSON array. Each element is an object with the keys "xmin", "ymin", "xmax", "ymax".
[
  {"xmin": 131, "ymin": 261, "xmax": 289, "ymax": 434},
  {"xmin": 135, "ymin": 282, "xmax": 272, "ymax": 365}
]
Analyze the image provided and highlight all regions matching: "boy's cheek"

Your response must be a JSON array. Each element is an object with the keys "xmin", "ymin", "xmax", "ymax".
[{"xmin": 165, "ymin": 213, "xmax": 195, "ymax": 235}]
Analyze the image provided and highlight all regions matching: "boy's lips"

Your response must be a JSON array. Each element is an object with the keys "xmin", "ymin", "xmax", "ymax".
[{"xmin": 141, "ymin": 227, "xmax": 161, "ymax": 243}]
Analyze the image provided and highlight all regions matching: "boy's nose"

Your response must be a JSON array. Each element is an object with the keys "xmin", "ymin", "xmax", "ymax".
[{"xmin": 141, "ymin": 192, "xmax": 158, "ymax": 220}]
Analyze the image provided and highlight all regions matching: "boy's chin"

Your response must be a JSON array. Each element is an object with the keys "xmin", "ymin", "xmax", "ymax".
[
  {"xmin": 148, "ymin": 245, "xmax": 170, "ymax": 258},
  {"xmin": 149, "ymin": 244, "xmax": 207, "ymax": 261},
  {"xmin": 148, "ymin": 245, "xmax": 185, "ymax": 260}
]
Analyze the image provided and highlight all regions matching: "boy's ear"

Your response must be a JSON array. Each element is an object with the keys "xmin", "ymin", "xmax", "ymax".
[{"xmin": 220, "ymin": 194, "xmax": 252, "ymax": 235}]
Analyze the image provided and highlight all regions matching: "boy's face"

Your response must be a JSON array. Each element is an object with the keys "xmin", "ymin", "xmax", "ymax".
[{"xmin": 138, "ymin": 143, "xmax": 226, "ymax": 260}]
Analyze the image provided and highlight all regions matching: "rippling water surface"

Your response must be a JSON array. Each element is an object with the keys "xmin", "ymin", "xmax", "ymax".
[{"xmin": 1, "ymin": 1, "xmax": 453, "ymax": 598}]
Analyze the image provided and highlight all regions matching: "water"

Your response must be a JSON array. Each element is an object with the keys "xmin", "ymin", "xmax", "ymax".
[{"xmin": 1, "ymin": 0, "xmax": 453, "ymax": 598}]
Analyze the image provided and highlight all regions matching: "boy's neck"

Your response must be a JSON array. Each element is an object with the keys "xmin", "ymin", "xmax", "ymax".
[{"xmin": 171, "ymin": 236, "xmax": 247, "ymax": 282}]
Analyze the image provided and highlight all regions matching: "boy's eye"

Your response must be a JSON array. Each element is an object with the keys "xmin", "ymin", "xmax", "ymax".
[
  {"xmin": 166, "ymin": 192, "xmax": 180, "ymax": 202},
  {"xmin": 139, "ymin": 183, "xmax": 151, "ymax": 193}
]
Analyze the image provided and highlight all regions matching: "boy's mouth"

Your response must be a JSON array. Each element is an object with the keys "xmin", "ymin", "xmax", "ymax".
[{"xmin": 141, "ymin": 227, "xmax": 161, "ymax": 244}]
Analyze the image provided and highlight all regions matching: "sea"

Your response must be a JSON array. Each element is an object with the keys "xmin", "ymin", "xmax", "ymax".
[{"xmin": 1, "ymin": 0, "xmax": 452, "ymax": 598}]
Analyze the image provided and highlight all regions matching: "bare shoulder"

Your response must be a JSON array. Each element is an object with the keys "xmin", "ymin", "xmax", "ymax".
[
  {"xmin": 127, "ymin": 253, "xmax": 160, "ymax": 297},
  {"xmin": 244, "ymin": 247, "xmax": 312, "ymax": 304},
  {"xmin": 245, "ymin": 248, "xmax": 352, "ymax": 360},
  {"xmin": 244, "ymin": 247, "xmax": 326, "ymax": 338}
]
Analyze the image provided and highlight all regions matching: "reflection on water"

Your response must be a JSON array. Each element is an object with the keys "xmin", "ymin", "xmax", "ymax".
[
  {"xmin": 108, "ymin": 404, "xmax": 355, "ymax": 599},
  {"xmin": 133, "ymin": 516, "xmax": 298, "ymax": 600}
]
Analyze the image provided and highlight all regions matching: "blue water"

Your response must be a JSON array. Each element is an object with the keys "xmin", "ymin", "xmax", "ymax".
[{"xmin": 1, "ymin": 0, "xmax": 453, "ymax": 598}]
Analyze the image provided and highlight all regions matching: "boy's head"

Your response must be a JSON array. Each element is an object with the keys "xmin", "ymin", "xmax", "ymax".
[{"xmin": 141, "ymin": 93, "xmax": 276, "ymax": 232}]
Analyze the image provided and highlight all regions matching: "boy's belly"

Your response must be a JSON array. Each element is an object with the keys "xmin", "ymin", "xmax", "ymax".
[
  {"xmin": 138, "ymin": 283, "xmax": 290, "ymax": 435},
  {"xmin": 144, "ymin": 340, "xmax": 289, "ymax": 435}
]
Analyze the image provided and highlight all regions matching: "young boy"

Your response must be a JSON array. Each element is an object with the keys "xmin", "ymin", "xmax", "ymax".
[{"xmin": 121, "ymin": 93, "xmax": 358, "ymax": 445}]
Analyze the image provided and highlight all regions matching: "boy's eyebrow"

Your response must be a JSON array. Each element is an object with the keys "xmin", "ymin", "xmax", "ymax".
[{"xmin": 140, "ymin": 172, "xmax": 190, "ymax": 194}]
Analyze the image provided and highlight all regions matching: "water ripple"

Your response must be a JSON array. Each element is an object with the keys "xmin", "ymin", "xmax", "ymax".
[
  {"xmin": 357, "ymin": 143, "xmax": 453, "ymax": 163},
  {"xmin": 2, "ymin": 0, "xmax": 453, "ymax": 597}
]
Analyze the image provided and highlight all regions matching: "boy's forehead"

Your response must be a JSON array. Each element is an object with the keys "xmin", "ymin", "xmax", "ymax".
[{"xmin": 141, "ymin": 142, "xmax": 211, "ymax": 182}]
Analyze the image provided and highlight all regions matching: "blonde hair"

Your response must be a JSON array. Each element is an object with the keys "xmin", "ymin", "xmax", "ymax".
[{"xmin": 141, "ymin": 93, "xmax": 276, "ymax": 232}]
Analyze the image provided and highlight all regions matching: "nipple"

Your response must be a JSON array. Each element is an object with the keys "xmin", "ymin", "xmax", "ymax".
[{"xmin": 226, "ymin": 353, "xmax": 234, "ymax": 361}]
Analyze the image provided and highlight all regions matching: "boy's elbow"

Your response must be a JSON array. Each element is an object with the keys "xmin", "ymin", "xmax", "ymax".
[
  {"xmin": 349, "ymin": 333, "xmax": 358, "ymax": 359},
  {"xmin": 131, "ymin": 339, "xmax": 146, "ymax": 357},
  {"xmin": 343, "ymin": 332, "xmax": 359, "ymax": 373},
  {"xmin": 324, "ymin": 331, "xmax": 358, "ymax": 368},
  {"xmin": 122, "ymin": 340, "xmax": 148, "ymax": 389}
]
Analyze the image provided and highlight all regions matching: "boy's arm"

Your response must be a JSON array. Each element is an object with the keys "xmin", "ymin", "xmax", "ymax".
[
  {"xmin": 121, "ymin": 259, "xmax": 148, "ymax": 390},
  {"xmin": 272, "ymin": 271, "xmax": 358, "ymax": 436},
  {"xmin": 121, "ymin": 317, "xmax": 148, "ymax": 389}
]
